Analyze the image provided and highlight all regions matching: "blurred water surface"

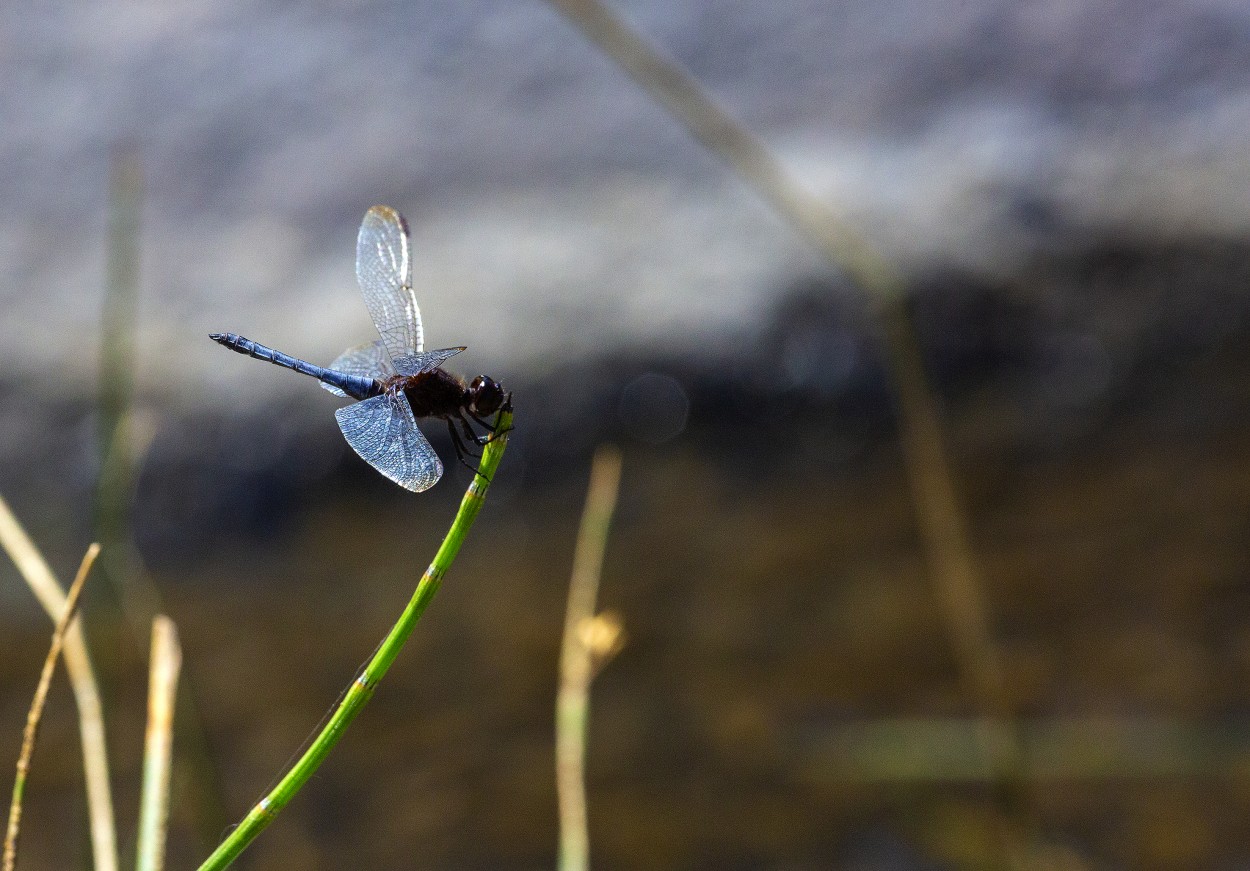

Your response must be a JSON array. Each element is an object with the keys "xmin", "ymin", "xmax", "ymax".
[{"xmin": 4, "ymin": 0, "xmax": 1250, "ymax": 384}]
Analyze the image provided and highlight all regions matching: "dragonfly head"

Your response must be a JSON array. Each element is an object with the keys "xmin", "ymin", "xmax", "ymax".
[{"xmin": 467, "ymin": 375, "xmax": 507, "ymax": 418}]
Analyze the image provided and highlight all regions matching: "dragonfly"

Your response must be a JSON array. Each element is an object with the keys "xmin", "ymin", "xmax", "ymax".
[{"xmin": 211, "ymin": 205, "xmax": 509, "ymax": 492}]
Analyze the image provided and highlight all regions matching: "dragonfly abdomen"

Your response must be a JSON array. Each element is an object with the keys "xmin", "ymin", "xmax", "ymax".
[{"xmin": 209, "ymin": 333, "xmax": 379, "ymax": 401}]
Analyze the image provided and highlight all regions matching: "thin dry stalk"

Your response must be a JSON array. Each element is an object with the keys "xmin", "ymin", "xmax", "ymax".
[
  {"xmin": 557, "ymin": 445, "xmax": 624, "ymax": 871},
  {"xmin": 544, "ymin": 0, "xmax": 902, "ymax": 295},
  {"xmin": 136, "ymin": 616, "xmax": 182, "ymax": 871},
  {"xmin": 0, "ymin": 496, "xmax": 119, "ymax": 871},
  {"xmin": 542, "ymin": 0, "xmax": 1023, "ymax": 858},
  {"xmin": 542, "ymin": 0, "xmax": 1004, "ymax": 698},
  {"xmin": 4, "ymin": 543, "xmax": 100, "ymax": 871}
]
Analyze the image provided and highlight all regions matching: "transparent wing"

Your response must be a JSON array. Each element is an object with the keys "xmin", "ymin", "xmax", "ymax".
[
  {"xmin": 320, "ymin": 340, "xmax": 395, "ymax": 397},
  {"xmin": 334, "ymin": 392, "xmax": 443, "ymax": 492},
  {"xmin": 392, "ymin": 346, "xmax": 465, "ymax": 377},
  {"xmin": 356, "ymin": 205, "xmax": 423, "ymax": 361}
]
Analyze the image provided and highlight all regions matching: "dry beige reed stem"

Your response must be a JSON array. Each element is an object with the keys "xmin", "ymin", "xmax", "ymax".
[
  {"xmin": 557, "ymin": 445, "xmax": 624, "ymax": 871},
  {"xmin": 0, "ymin": 496, "xmax": 119, "ymax": 871},
  {"xmin": 136, "ymin": 616, "xmax": 182, "ymax": 871},
  {"xmin": 4, "ymin": 542, "xmax": 100, "ymax": 871}
]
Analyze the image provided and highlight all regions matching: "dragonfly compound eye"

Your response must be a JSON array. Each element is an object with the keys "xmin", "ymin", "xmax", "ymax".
[{"xmin": 469, "ymin": 376, "xmax": 505, "ymax": 416}]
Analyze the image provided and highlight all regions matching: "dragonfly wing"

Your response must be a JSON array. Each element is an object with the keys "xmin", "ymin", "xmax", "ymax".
[
  {"xmin": 334, "ymin": 392, "xmax": 443, "ymax": 492},
  {"xmin": 356, "ymin": 205, "xmax": 423, "ymax": 361},
  {"xmin": 320, "ymin": 340, "xmax": 395, "ymax": 397},
  {"xmin": 392, "ymin": 346, "xmax": 465, "ymax": 377}
]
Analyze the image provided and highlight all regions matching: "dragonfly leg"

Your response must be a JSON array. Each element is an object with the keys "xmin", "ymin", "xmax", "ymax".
[
  {"xmin": 446, "ymin": 418, "xmax": 490, "ymax": 482},
  {"xmin": 466, "ymin": 410, "xmax": 514, "ymax": 443},
  {"xmin": 456, "ymin": 414, "xmax": 487, "ymax": 456}
]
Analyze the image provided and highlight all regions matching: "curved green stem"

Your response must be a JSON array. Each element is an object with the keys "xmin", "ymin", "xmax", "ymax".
[{"xmin": 197, "ymin": 409, "xmax": 513, "ymax": 871}]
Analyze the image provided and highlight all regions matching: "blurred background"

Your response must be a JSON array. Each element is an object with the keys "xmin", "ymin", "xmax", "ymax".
[{"xmin": 4, "ymin": 0, "xmax": 1250, "ymax": 867}]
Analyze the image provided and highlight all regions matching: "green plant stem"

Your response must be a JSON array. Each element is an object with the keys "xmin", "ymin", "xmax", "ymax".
[
  {"xmin": 97, "ymin": 151, "xmax": 158, "ymax": 628},
  {"xmin": 196, "ymin": 409, "xmax": 512, "ymax": 871}
]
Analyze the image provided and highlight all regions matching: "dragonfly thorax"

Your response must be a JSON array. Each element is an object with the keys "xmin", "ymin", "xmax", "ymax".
[{"xmin": 384, "ymin": 368, "xmax": 467, "ymax": 420}]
